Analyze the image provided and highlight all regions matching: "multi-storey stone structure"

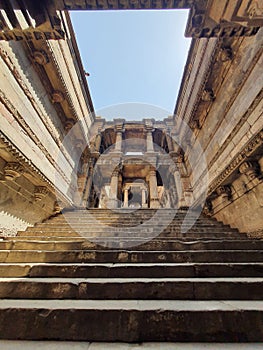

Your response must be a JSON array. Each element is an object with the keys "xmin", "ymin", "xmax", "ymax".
[
  {"xmin": 0, "ymin": 0, "xmax": 262, "ymax": 236},
  {"xmin": 82, "ymin": 118, "xmax": 189, "ymax": 210},
  {"xmin": 0, "ymin": 0, "xmax": 263, "ymax": 345}
]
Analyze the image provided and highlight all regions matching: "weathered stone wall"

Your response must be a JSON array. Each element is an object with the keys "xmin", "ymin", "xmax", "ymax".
[
  {"xmin": 174, "ymin": 28, "xmax": 263, "ymax": 233},
  {"xmin": 211, "ymin": 156, "xmax": 263, "ymax": 233},
  {"xmin": 0, "ymin": 13, "xmax": 94, "ymax": 228},
  {"xmin": 213, "ymin": 181, "xmax": 263, "ymax": 234}
]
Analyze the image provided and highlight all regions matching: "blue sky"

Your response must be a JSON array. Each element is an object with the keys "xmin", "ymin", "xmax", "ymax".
[{"xmin": 70, "ymin": 10, "xmax": 191, "ymax": 120}]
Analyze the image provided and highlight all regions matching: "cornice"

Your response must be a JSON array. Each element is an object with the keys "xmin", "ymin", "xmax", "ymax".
[
  {"xmin": 175, "ymin": 39, "xmax": 218, "ymax": 137},
  {"xmin": 0, "ymin": 131, "xmax": 72, "ymax": 205},
  {"xmin": 45, "ymin": 40, "xmax": 90, "ymax": 143},
  {"xmin": 208, "ymin": 128, "xmax": 263, "ymax": 195}
]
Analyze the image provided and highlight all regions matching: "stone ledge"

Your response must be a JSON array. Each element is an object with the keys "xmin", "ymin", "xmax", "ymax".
[{"xmin": 0, "ymin": 341, "xmax": 262, "ymax": 350}]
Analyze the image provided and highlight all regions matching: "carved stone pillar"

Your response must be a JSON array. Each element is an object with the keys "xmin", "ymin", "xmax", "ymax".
[
  {"xmin": 169, "ymin": 164, "xmax": 181, "ymax": 207},
  {"xmin": 123, "ymin": 188, "xmax": 129, "ymax": 208},
  {"xmin": 141, "ymin": 188, "xmax": 148, "ymax": 208},
  {"xmin": 176, "ymin": 154, "xmax": 188, "ymax": 177},
  {"xmin": 146, "ymin": 127, "xmax": 154, "ymax": 153},
  {"xmin": 166, "ymin": 133, "xmax": 175, "ymax": 153},
  {"xmin": 149, "ymin": 169, "xmax": 159, "ymax": 208},
  {"xmin": 75, "ymin": 175, "xmax": 86, "ymax": 206},
  {"xmin": 95, "ymin": 131, "xmax": 102, "ymax": 153},
  {"xmin": 109, "ymin": 169, "xmax": 120, "ymax": 208},
  {"xmin": 115, "ymin": 125, "xmax": 123, "ymax": 152},
  {"xmin": 82, "ymin": 160, "xmax": 94, "ymax": 208},
  {"xmin": 75, "ymin": 155, "xmax": 90, "ymax": 207},
  {"xmin": 178, "ymin": 181, "xmax": 193, "ymax": 209},
  {"xmin": 184, "ymin": 188, "xmax": 193, "ymax": 208}
]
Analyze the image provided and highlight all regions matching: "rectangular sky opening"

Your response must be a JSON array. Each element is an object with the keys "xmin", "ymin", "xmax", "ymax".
[{"xmin": 70, "ymin": 10, "xmax": 191, "ymax": 120}]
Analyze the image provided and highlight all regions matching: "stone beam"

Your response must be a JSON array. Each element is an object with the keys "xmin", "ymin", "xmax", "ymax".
[{"xmin": 59, "ymin": 0, "xmax": 193, "ymax": 10}]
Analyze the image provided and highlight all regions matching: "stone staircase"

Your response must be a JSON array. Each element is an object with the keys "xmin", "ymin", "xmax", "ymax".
[{"xmin": 0, "ymin": 208, "xmax": 262, "ymax": 342}]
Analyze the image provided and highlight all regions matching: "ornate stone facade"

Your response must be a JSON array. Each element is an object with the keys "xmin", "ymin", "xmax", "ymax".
[{"xmin": 77, "ymin": 119, "xmax": 187, "ymax": 210}]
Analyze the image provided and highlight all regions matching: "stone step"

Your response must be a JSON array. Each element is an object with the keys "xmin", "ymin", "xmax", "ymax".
[
  {"xmin": 0, "ymin": 249, "xmax": 263, "ymax": 263},
  {"xmin": 65, "ymin": 210, "xmax": 210, "ymax": 217},
  {"xmin": 27, "ymin": 227, "xmax": 238, "ymax": 236},
  {"xmin": 6, "ymin": 235, "xmax": 250, "ymax": 241},
  {"xmin": 0, "ymin": 341, "xmax": 262, "ymax": 350},
  {"xmin": 17, "ymin": 232, "xmax": 243, "ymax": 240},
  {"xmin": 0, "ymin": 239, "xmax": 261, "ymax": 251},
  {"xmin": 0, "ymin": 299, "xmax": 262, "ymax": 341},
  {"xmin": 28, "ymin": 218, "xmax": 233, "ymax": 225},
  {"xmin": 55, "ymin": 214, "xmax": 221, "ymax": 223},
  {"xmin": 1, "ymin": 262, "xmax": 263, "ymax": 278},
  {"xmin": 32, "ymin": 223, "xmax": 232, "ymax": 230},
  {"xmin": 34, "ymin": 228, "xmax": 232, "ymax": 235},
  {"xmin": 24, "ymin": 227, "xmax": 237, "ymax": 234},
  {"xmin": 48, "ymin": 215, "xmax": 223, "ymax": 221},
  {"xmin": 41, "ymin": 216, "xmax": 229, "ymax": 227},
  {"xmin": 0, "ymin": 277, "xmax": 262, "ymax": 300}
]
